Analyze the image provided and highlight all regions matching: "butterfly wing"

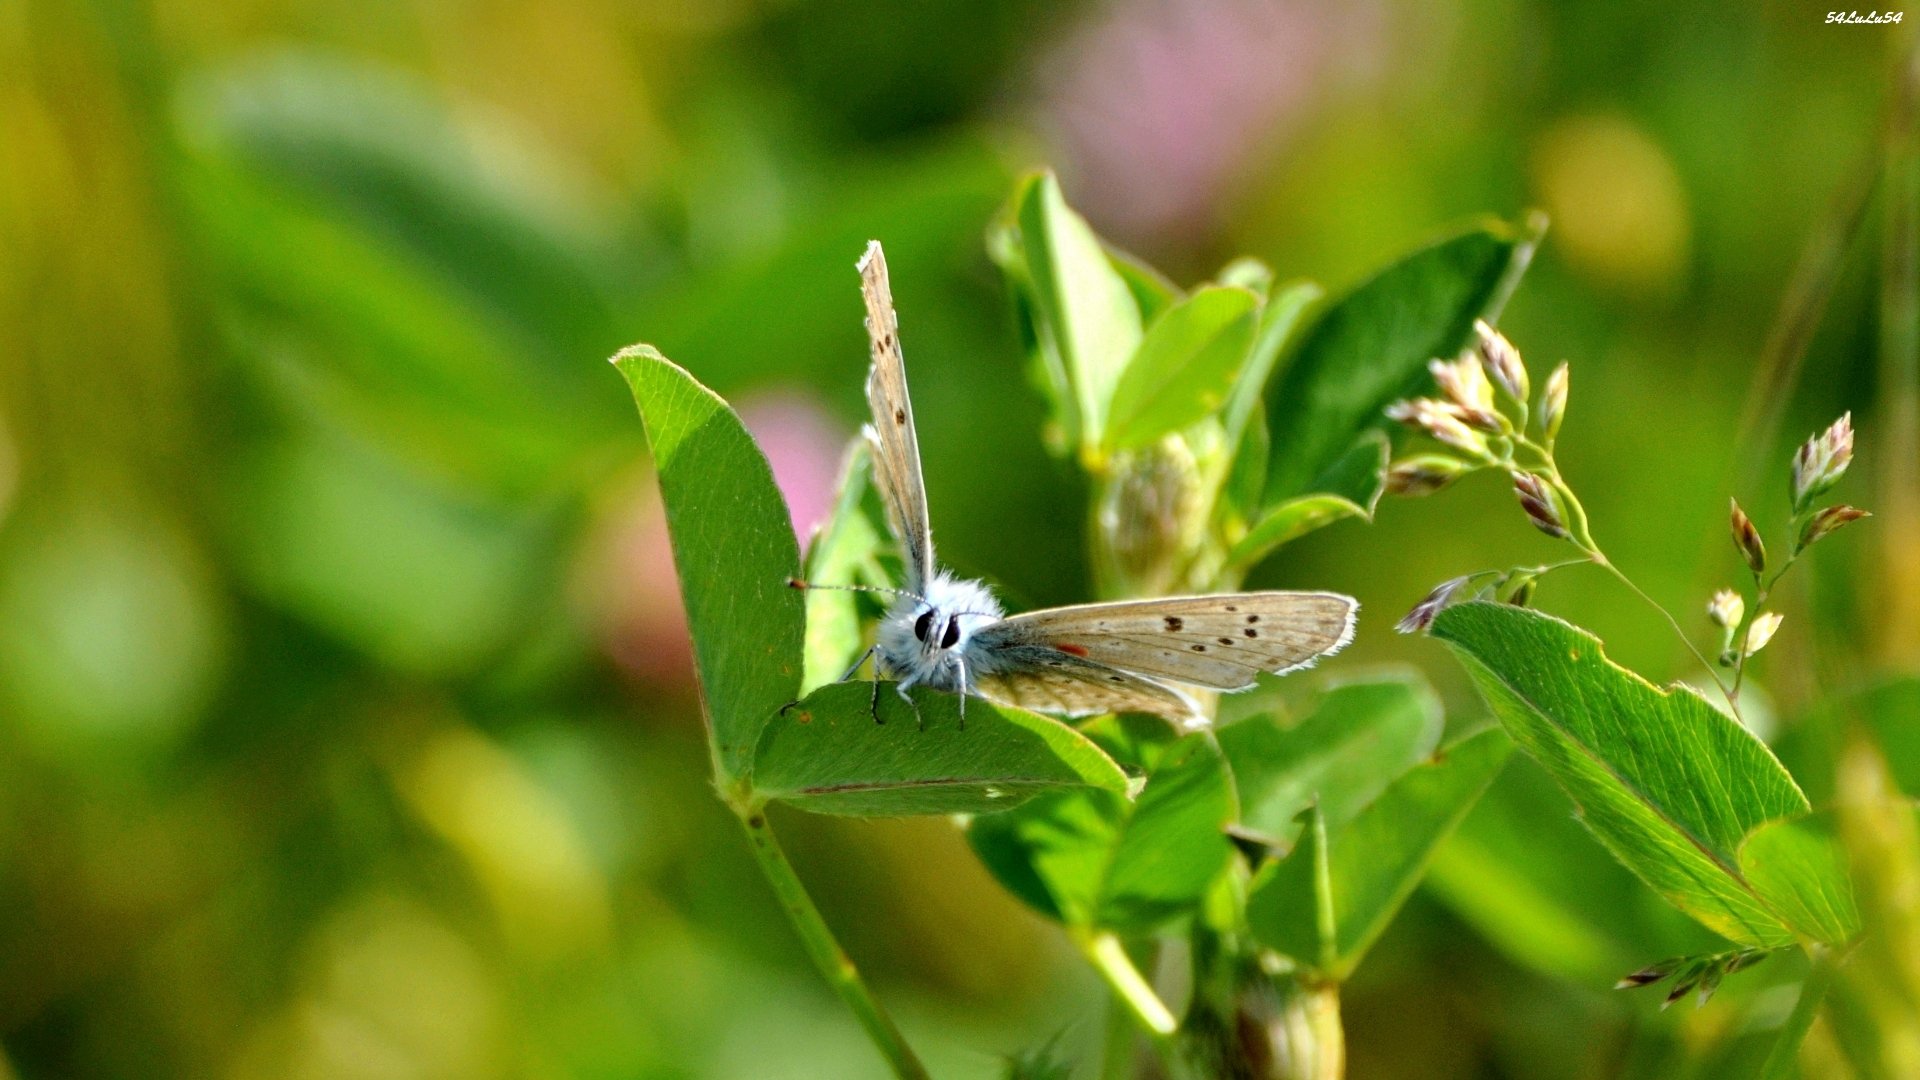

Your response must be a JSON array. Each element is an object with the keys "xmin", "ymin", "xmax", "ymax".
[
  {"xmin": 967, "ymin": 644, "xmax": 1201, "ymax": 722},
  {"xmin": 970, "ymin": 591, "xmax": 1357, "ymax": 692},
  {"xmin": 858, "ymin": 241, "xmax": 936, "ymax": 594}
]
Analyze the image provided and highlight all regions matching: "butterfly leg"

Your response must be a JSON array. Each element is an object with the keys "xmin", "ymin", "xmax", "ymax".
[
  {"xmin": 781, "ymin": 646, "xmax": 878, "ymax": 718},
  {"xmin": 952, "ymin": 655, "xmax": 969, "ymax": 732},
  {"xmin": 893, "ymin": 676, "xmax": 924, "ymax": 731}
]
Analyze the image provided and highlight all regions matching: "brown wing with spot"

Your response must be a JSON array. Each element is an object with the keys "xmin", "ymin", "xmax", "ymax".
[
  {"xmin": 858, "ymin": 241, "xmax": 935, "ymax": 592},
  {"xmin": 971, "ymin": 592, "xmax": 1357, "ymax": 691},
  {"xmin": 971, "ymin": 645, "xmax": 1200, "ymax": 722}
]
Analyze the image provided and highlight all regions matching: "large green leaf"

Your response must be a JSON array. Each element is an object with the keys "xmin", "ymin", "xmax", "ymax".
[
  {"xmin": 1009, "ymin": 172, "xmax": 1145, "ymax": 454},
  {"xmin": 751, "ymin": 682, "xmax": 1127, "ymax": 816},
  {"xmin": 1262, "ymin": 218, "xmax": 1541, "ymax": 504},
  {"xmin": 1219, "ymin": 674, "xmax": 1444, "ymax": 845},
  {"xmin": 1739, "ymin": 812, "xmax": 1861, "ymax": 946},
  {"xmin": 1104, "ymin": 286, "xmax": 1259, "ymax": 451},
  {"xmin": 968, "ymin": 733, "xmax": 1235, "ymax": 932},
  {"xmin": 612, "ymin": 346, "xmax": 804, "ymax": 790},
  {"xmin": 1246, "ymin": 727, "xmax": 1512, "ymax": 980},
  {"xmin": 1431, "ymin": 602, "xmax": 1817, "ymax": 947}
]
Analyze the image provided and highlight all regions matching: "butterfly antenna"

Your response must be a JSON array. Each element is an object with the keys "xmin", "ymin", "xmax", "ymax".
[{"xmin": 786, "ymin": 578, "xmax": 925, "ymax": 604}]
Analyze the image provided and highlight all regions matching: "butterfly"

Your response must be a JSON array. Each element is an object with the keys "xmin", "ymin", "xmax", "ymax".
[{"xmin": 805, "ymin": 240, "xmax": 1358, "ymax": 729}]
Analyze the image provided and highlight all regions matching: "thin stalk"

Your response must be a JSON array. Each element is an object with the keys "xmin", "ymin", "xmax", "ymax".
[
  {"xmin": 737, "ymin": 807, "xmax": 931, "ymax": 1080},
  {"xmin": 1078, "ymin": 931, "xmax": 1179, "ymax": 1042},
  {"xmin": 1759, "ymin": 947, "xmax": 1842, "ymax": 1080},
  {"xmin": 1538, "ymin": 462, "xmax": 1742, "ymax": 710}
]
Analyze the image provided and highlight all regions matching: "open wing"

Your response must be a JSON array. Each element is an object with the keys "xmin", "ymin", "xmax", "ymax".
[
  {"xmin": 970, "ymin": 591, "xmax": 1357, "ymax": 691},
  {"xmin": 858, "ymin": 241, "xmax": 935, "ymax": 594},
  {"xmin": 968, "ymin": 644, "xmax": 1201, "ymax": 723}
]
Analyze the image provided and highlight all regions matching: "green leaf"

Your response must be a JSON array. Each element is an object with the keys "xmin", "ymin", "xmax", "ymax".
[
  {"xmin": 1105, "ymin": 286, "xmax": 1260, "ymax": 451},
  {"xmin": 1263, "ymin": 218, "xmax": 1541, "ymax": 504},
  {"xmin": 1011, "ymin": 172, "xmax": 1145, "ymax": 454},
  {"xmin": 968, "ymin": 733, "xmax": 1235, "ymax": 932},
  {"xmin": 799, "ymin": 442, "xmax": 890, "ymax": 694},
  {"xmin": 1431, "ymin": 602, "xmax": 1813, "ymax": 947},
  {"xmin": 612, "ymin": 346, "xmax": 804, "ymax": 789},
  {"xmin": 1220, "ymin": 674, "xmax": 1444, "ymax": 845},
  {"xmin": 1227, "ymin": 434, "xmax": 1387, "ymax": 572},
  {"xmin": 750, "ymin": 682, "xmax": 1127, "ymax": 816},
  {"xmin": 1246, "ymin": 727, "xmax": 1513, "ymax": 980},
  {"xmin": 1739, "ymin": 812, "xmax": 1861, "ymax": 946},
  {"xmin": 1106, "ymin": 243, "xmax": 1182, "ymax": 322}
]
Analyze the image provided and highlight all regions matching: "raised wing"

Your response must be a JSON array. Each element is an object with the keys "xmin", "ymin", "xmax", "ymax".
[
  {"xmin": 968, "ymin": 644, "xmax": 1201, "ymax": 724},
  {"xmin": 971, "ymin": 591, "xmax": 1357, "ymax": 691},
  {"xmin": 858, "ymin": 241, "xmax": 935, "ymax": 594}
]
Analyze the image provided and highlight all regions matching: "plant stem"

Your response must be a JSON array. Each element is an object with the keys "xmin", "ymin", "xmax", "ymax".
[
  {"xmin": 1758, "ymin": 946, "xmax": 1842, "ymax": 1080},
  {"xmin": 1591, "ymin": 553, "xmax": 1740, "ymax": 711},
  {"xmin": 736, "ymin": 807, "xmax": 931, "ymax": 1080},
  {"xmin": 1078, "ymin": 931, "xmax": 1179, "ymax": 1041}
]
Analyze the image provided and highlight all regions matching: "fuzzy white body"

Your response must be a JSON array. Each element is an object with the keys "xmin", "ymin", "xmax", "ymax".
[{"xmin": 874, "ymin": 570, "xmax": 1004, "ymax": 698}]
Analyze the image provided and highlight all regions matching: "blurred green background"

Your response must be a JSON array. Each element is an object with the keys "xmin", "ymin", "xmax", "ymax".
[{"xmin": 1, "ymin": 1, "xmax": 1909, "ymax": 1077}]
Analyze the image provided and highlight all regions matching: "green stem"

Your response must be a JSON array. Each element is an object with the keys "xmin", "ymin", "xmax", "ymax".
[
  {"xmin": 737, "ymin": 807, "xmax": 931, "ymax": 1080},
  {"xmin": 1592, "ymin": 553, "xmax": 1740, "ymax": 713},
  {"xmin": 1758, "ymin": 946, "xmax": 1842, "ymax": 1080},
  {"xmin": 1079, "ymin": 931, "xmax": 1179, "ymax": 1042}
]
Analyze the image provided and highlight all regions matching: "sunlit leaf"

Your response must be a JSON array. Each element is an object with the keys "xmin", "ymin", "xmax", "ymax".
[
  {"xmin": 1104, "ymin": 286, "xmax": 1259, "ymax": 451},
  {"xmin": 613, "ymin": 346, "xmax": 804, "ymax": 789},
  {"xmin": 1263, "ymin": 218, "xmax": 1541, "ymax": 504},
  {"xmin": 1432, "ymin": 602, "xmax": 1814, "ymax": 947},
  {"xmin": 1739, "ymin": 812, "xmax": 1861, "ymax": 946},
  {"xmin": 751, "ymin": 682, "xmax": 1127, "ymax": 816},
  {"xmin": 1009, "ymin": 171, "xmax": 1144, "ymax": 454}
]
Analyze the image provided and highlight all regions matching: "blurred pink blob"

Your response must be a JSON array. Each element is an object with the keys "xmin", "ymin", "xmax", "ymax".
[
  {"xmin": 592, "ymin": 390, "xmax": 849, "ymax": 689},
  {"xmin": 1037, "ymin": 0, "xmax": 1382, "ymax": 246}
]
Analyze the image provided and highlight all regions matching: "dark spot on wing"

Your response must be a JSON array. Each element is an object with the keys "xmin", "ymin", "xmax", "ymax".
[
  {"xmin": 894, "ymin": 408, "xmax": 907, "ymax": 425},
  {"xmin": 1163, "ymin": 616, "xmax": 1184, "ymax": 631},
  {"xmin": 1190, "ymin": 644, "xmax": 1206, "ymax": 652},
  {"xmin": 883, "ymin": 334, "xmax": 893, "ymax": 349},
  {"xmin": 1055, "ymin": 643, "xmax": 1089, "ymax": 657},
  {"xmin": 1246, "ymin": 614, "xmax": 1260, "ymax": 624},
  {"xmin": 1224, "ymin": 605, "xmax": 1238, "ymax": 612},
  {"xmin": 1244, "ymin": 628, "xmax": 1258, "ymax": 638},
  {"xmin": 1108, "ymin": 676, "xmax": 1124, "ymax": 683},
  {"xmin": 1217, "ymin": 637, "xmax": 1233, "ymax": 646}
]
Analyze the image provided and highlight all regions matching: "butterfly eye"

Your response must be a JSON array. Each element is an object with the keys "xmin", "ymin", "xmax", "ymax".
[
  {"xmin": 940, "ymin": 617, "xmax": 961, "ymax": 649},
  {"xmin": 913, "ymin": 609, "xmax": 935, "ymax": 642}
]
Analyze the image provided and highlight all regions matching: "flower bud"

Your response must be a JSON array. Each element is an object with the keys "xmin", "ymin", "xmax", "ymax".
[
  {"xmin": 1791, "ymin": 413, "xmax": 1854, "ymax": 512},
  {"xmin": 1386, "ymin": 398, "xmax": 1492, "ymax": 458},
  {"xmin": 1539, "ymin": 362, "xmax": 1570, "ymax": 443},
  {"xmin": 1474, "ymin": 319, "xmax": 1529, "ymax": 403},
  {"xmin": 1428, "ymin": 355, "xmax": 1496, "ymax": 414},
  {"xmin": 1743, "ymin": 611, "xmax": 1784, "ymax": 657},
  {"xmin": 1729, "ymin": 499, "xmax": 1766, "ymax": 576},
  {"xmin": 1797, "ymin": 504, "xmax": 1870, "ymax": 552},
  {"xmin": 1386, "ymin": 454, "xmax": 1470, "ymax": 497},
  {"xmin": 1707, "ymin": 589, "xmax": 1744, "ymax": 629},
  {"xmin": 1397, "ymin": 575, "xmax": 1472, "ymax": 634},
  {"xmin": 1512, "ymin": 471, "xmax": 1569, "ymax": 539}
]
